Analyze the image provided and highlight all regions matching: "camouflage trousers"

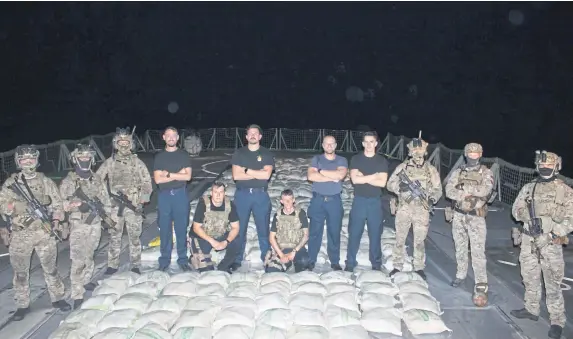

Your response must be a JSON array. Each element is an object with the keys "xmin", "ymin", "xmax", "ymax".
[
  {"xmin": 520, "ymin": 234, "xmax": 565, "ymax": 327},
  {"xmin": 393, "ymin": 204, "xmax": 430, "ymax": 271},
  {"xmin": 9, "ymin": 227, "xmax": 65, "ymax": 308},
  {"xmin": 452, "ymin": 211, "xmax": 487, "ymax": 283},
  {"xmin": 108, "ymin": 208, "xmax": 143, "ymax": 269},
  {"xmin": 69, "ymin": 221, "xmax": 102, "ymax": 300},
  {"xmin": 265, "ymin": 247, "xmax": 309, "ymax": 273}
]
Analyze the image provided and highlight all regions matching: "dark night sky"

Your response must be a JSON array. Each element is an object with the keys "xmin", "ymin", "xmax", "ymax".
[{"xmin": 1, "ymin": 2, "xmax": 572, "ymax": 174}]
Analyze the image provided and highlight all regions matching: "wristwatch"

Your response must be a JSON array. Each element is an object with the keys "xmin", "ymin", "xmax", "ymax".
[
  {"xmin": 224, "ymin": 239, "xmax": 230, "ymax": 244},
  {"xmin": 166, "ymin": 172, "xmax": 171, "ymax": 178},
  {"xmin": 244, "ymin": 168, "xmax": 248, "ymax": 173}
]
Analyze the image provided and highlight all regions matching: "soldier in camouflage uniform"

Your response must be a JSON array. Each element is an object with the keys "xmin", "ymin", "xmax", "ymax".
[
  {"xmin": 189, "ymin": 182, "xmax": 240, "ymax": 272},
  {"xmin": 96, "ymin": 127, "xmax": 152, "ymax": 275},
  {"xmin": 510, "ymin": 151, "xmax": 572, "ymax": 339},
  {"xmin": 387, "ymin": 136, "xmax": 442, "ymax": 280},
  {"xmin": 59, "ymin": 144, "xmax": 113, "ymax": 309},
  {"xmin": 0, "ymin": 145, "xmax": 71, "ymax": 321},
  {"xmin": 265, "ymin": 189, "xmax": 310, "ymax": 273},
  {"xmin": 445, "ymin": 143, "xmax": 494, "ymax": 305}
]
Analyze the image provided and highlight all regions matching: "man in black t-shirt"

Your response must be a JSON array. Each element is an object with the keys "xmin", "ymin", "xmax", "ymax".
[
  {"xmin": 189, "ymin": 182, "xmax": 240, "ymax": 273},
  {"xmin": 345, "ymin": 131, "xmax": 389, "ymax": 272},
  {"xmin": 265, "ymin": 189, "xmax": 310, "ymax": 273},
  {"xmin": 153, "ymin": 126, "xmax": 193, "ymax": 271},
  {"xmin": 230, "ymin": 124, "xmax": 275, "ymax": 270}
]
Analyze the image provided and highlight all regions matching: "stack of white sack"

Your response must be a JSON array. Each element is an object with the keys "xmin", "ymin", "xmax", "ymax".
[{"xmin": 392, "ymin": 271, "xmax": 452, "ymax": 337}]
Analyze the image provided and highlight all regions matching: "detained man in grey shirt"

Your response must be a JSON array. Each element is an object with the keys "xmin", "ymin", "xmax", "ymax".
[{"xmin": 306, "ymin": 135, "xmax": 348, "ymax": 271}]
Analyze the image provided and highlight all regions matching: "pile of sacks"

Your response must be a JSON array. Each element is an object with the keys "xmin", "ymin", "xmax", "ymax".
[
  {"xmin": 51, "ymin": 269, "xmax": 451, "ymax": 339},
  {"xmin": 142, "ymin": 157, "xmax": 413, "ymax": 271}
]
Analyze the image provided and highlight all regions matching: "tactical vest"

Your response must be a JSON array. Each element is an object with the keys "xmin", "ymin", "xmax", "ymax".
[
  {"xmin": 69, "ymin": 172, "xmax": 101, "ymax": 223},
  {"xmin": 11, "ymin": 173, "xmax": 51, "ymax": 228},
  {"xmin": 202, "ymin": 196, "xmax": 231, "ymax": 238},
  {"xmin": 275, "ymin": 208, "xmax": 304, "ymax": 249},
  {"xmin": 109, "ymin": 154, "xmax": 139, "ymax": 193},
  {"xmin": 455, "ymin": 165, "xmax": 489, "ymax": 215},
  {"xmin": 529, "ymin": 180, "xmax": 566, "ymax": 218},
  {"xmin": 398, "ymin": 162, "xmax": 432, "ymax": 205}
]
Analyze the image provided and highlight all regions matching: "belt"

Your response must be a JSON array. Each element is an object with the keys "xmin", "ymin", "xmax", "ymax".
[
  {"xmin": 312, "ymin": 192, "xmax": 340, "ymax": 201},
  {"xmin": 454, "ymin": 207, "xmax": 478, "ymax": 216},
  {"xmin": 160, "ymin": 186, "xmax": 186, "ymax": 195},
  {"xmin": 237, "ymin": 187, "xmax": 267, "ymax": 193}
]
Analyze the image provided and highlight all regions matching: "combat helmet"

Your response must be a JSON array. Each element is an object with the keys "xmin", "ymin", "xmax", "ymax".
[
  {"xmin": 534, "ymin": 150, "xmax": 561, "ymax": 179},
  {"xmin": 113, "ymin": 126, "xmax": 135, "ymax": 154},
  {"xmin": 70, "ymin": 143, "xmax": 96, "ymax": 171},
  {"xmin": 14, "ymin": 144, "xmax": 40, "ymax": 177},
  {"xmin": 406, "ymin": 131, "xmax": 428, "ymax": 157},
  {"xmin": 464, "ymin": 143, "xmax": 483, "ymax": 156}
]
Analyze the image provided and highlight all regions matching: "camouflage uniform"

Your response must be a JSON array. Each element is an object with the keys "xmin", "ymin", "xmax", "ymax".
[
  {"xmin": 387, "ymin": 137, "xmax": 442, "ymax": 278},
  {"xmin": 190, "ymin": 196, "xmax": 239, "ymax": 272},
  {"xmin": 96, "ymin": 128, "xmax": 152, "ymax": 274},
  {"xmin": 511, "ymin": 151, "xmax": 572, "ymax": 339},
  {"xmin": 59, "ymin": 144, "xmax": 112, "ymax": 304},
  {"xmin": 0, "ymin": 145, "xmax": 70, "ymax": 320},
  {"xmin": 445, "ymin": 143, "xmax": 494, "ymax": 303},
  {"xmin": 265, "ymin": 208, "xmax": 310, "ymax": 273}
]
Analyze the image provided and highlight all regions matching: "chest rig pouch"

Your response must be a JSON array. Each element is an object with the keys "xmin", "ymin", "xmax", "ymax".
[
  {"xmin": 454, "ymin": 165, "xmax": 489, "ymax": 218},
  {"xmin": 398, "ymin": 163, "xmax": 431, "ymax": 207},
  {"xmin": 276, "ymin": 208, "xmax": 304, "ymax": 249},
  {"xmin": 109, "ymin": 155, "xmax": 140, "ymax": 200},
  {"xmin": 11, "ymin": 174, "xmax": 51, "ymax": 228},
  {"xmin": 202, "ymin": 197, "xmax": 231, "ymax": 238},
  {"xmin": 69, "ymin": 174, "xmax": 100, "ymax": 224}
]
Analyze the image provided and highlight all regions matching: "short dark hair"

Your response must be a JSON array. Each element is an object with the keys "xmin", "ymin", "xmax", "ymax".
[
  {"xmin": 246, "ymin": 124, "xmax": 262, "ymax": 134},
  {"xmin": 362, "ymin": 131, "xmax": 378, "ymax": 142},
  {"xmin": 164, "ymin": 126, "xmax": 178, "ymax": 135},
  {"xmin": 281, "ymin": 189, "xmax": 294, "ymax": 197},
  {"xmin": 212, "ymin": 181, "xmax": 226, "ymax": 189}
]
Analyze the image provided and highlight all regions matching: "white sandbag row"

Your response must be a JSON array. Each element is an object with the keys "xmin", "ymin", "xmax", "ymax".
[{"xmin": 392, "ymin": 271, "xmax": 452, "ymax": 336}]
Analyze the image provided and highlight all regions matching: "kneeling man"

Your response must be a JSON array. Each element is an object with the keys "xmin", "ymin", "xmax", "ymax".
[
  {"xmin": 190, "ymin": 182, "xmax": 240, "ymax": 272},
  {"xmin": 265, "ymin": 189, "xmax": 310, "ymax": 273}
]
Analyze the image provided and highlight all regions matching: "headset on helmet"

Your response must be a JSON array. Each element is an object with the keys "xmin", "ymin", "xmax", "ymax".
[
  {"xmin": 406, "ymin": 131, "xmax": 428, "ymax": 157},
  {"xmin": 14, "ymin": 144, "xmax": 40, "ymax": 171},
  {"xmin": 535, "ymin": 150, "xmax": 561, "ymax": 172},
  {"xmin": 112, "ymin": 126, "xmax": 136, "ymax": 152},
  {"xmin": 70, "ymin": 143, "xmax": 96, "ymax": 171}
]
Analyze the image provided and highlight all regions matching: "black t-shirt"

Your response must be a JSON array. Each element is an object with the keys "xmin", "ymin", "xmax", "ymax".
[
  {"xmin": 270, "ymin": 209, "xmax": 309, "ymax": 232},
  {"xmin": 350, "ymin": 153, "xmax": 389, "ymax": 198},
  {"xmin": 192, "ymin": 198, "xmax": 239, "ymax": 224},
  {"xmin": 230, "ymin": 146, "xmax": 275, "ymax": 189},
  {"xmin": 153, "ymin": 149, "xmax": 192, "ymax": 190}
]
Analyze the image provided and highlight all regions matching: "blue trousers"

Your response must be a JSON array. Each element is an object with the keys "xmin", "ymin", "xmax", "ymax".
[
  {"xmin": 307, "ymin": 193, "xmax": 343, "ymax": 265},
  {"xmin": 345, "ymin": 196, "xmax": 383, "ymax": 269},
  {"xmin": 233, "ymin": 188, "xmax": 271, "ymax": 265},
  {"xmin": 157, "ymin": 187, "xmax": 190, "ymax": 267}
]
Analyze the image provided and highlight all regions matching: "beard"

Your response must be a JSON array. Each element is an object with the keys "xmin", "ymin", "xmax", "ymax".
[{"xmin": 248, "ymin": 138, "xmax": 258, "ymax": 144}]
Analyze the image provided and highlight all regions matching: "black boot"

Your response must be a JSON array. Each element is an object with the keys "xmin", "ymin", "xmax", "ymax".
[
  {"xmin": 131, "ymin": 267, "xmax": 141, "ymax": 274},
  {"xmin": 415, "ymin": 270, "xmax": 427, "ymax": 280},
  {"xmin": 389, "ymin": 268, "xmax": 400, "ymax": 277},
  {"xmin": 105, "ymin": 267, "xmax": 118, "ymax": 275},
  {"xmin": 178, "ymin": 263, "xmax": 191, "ymax": 272},
  {"xmin": 306, "ymin": 263, "xmax": 315, "ymax": 271},
  {"xmin": 52, "ymin": 300, "xmax": 71, "ymax": 312},
  {"xmin": 12, "ymin": 307, "xmax": 29, "ymax": 321},
  {"xmin": 84, "ymin": 282, "xmax": 97, "ymax": 291},
  {"xmin": 510, "ymin": 308, "xmax": 539, "ymax": 321},
  {"xmin": 548, "ymin": 325, "xmax": 563, "ymax": 339},
  {"xmin": 229, "ymin": 263, "xmax": 241, "ymax": 272},
  {"xmin": 73, "ymin": 299, "xmax": 83, "ymax": 309},
  {"xmin": 331, "ymin": 263, "xmax": 342, "ymax": 271},
  {"xmin": 451, "ymin": 278, "xmax": 465, "ymax": 287}
]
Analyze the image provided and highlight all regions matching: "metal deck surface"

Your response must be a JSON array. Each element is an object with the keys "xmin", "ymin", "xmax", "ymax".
[{"xmin": 0, "ymin": 151, "xmax": 570, "ymax": 339}]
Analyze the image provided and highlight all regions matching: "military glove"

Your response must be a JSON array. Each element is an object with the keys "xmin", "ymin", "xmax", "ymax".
[
  {"xmin": 511, "ymin": 227, "xmax": 522, "ymax": 246},
  {"xmin": 0, "ymin": 227, "xmax": 10, "ymax": 247},
  {"xmin": 534, "ymin": 233, "xmax": 552, "ymax": 249},
  {"xmin": 8, "ymin": 201, "xmax": 28, "ymax": 215},
  {"xmin": 551, "ymin": 206, "xmax": 566, "ymax": 224},
  {"xmin": 399, "ymin": 182, "xmax": 409, "ymax": 192},
  {"xmin": 551, "ymin": 224, "xmax": 569, "ymax": 237},
  {"xmin": 78, "ymin": 203, "xmax": 91, "ymax": 214},
  {"xmin": 552, "ymin": 233, "xmax": 569, "ymax": 245}
]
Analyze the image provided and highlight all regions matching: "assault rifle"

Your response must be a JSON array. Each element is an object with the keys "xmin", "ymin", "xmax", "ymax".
[
  {"xmin": 104, "ymin": 175, "xmax": 145, "ymax": 218},
  {"xmin": 9, "ymin": 181, "xmax": 62, "ymax": 242},
  {"xmin": 73, "ymin": 187, "xmax": 117, "ymax": 229},
  {"xmin": 525, "ymin": 196, "xmax": 543, "ymax": 237},
  {"xmin": 397, "ymin": 171, "xmax": 433, "ymax": 214}
]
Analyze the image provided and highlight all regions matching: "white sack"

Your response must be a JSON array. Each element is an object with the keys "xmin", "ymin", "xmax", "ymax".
[
  {"xmin": 227, "ymin": 281, "xmax": 258, "ymax": 299},
  {"xmin": 169, "ymin": 272, "xmax": 200, "ymax": 283},
  {"xmin": 170, "ymin": 309, "xmax": 219, "ymax": 332},
  {"xmin": 359, "ymin": 292, "xmax": 397, "ymax": 311},
  {"xmin": 125, "ymin": 281, "xmax": 162, "ymax": 297},
  {"xmin": 92, "ymin": 284, "xmax": 124, "ymax": 298},
  {"xmin": 355, "ymin": 270, "xmax": 392, "ymax": 287},
  {"xmin": 212, "ymin": 306, "xmax": 256, "ymax": 332},
  {"xmin": 290, "ymin": 271, "xmax": 321, "ymax": 284},
  {"xmin": 222, "ymin": 296, "xmax": 258, "ymax": 314},
  {"xmin": 392, "ymin": 271, "xmax": 428, "ymax": 286},
  {"xmin": 261, "ymin": 272, "xmax": 292, "ymax": 286},
  {"xmin": 253, "ymin": 325, "xmax": 287, "ymax": 339},
  {"xmin": 231, "ymin": 272, "xmax": 260, "ymax": 284},
  {"xmin": 292, "ymin": 308, "xmax": 327, "ymax": 329},
  {"xmin": 172, "ymin": 327, "xmax": 212, "ymax": 339},
  {"xmin": 183, "ymin": 295, "xmax": 221, "ymax": 311},
  {"xmin": 402, "ymin": 309, "xmax": 452, "ymax": 335},
  {"xmin": 48, "ymin": 323, "xmax": 93, "ymax": 339},
  {"xmin": 325, "ymin": 305, "xmax": 361, "ymax": 328},
  {"xmin": 213, "ymin": 325, "xmax": 254, "ymax": 339},
  {"xmin": 320, "ymin": 271, "xmax": 354, "ymax": 285},
  {"xmin": 256, "ymin": 293, "xmax": 289, "ymax": 314},
  {"xmin": 359, "ymin": 282, "xmax": 399, "ymax": 296},
  {"xmin": 113, "ymin": 292, "xmax": 154, "ymax": 312},
  {"xmin": 64, "ymin": 309, "xmax": 107, "ymax": 327},
  {"xmin": 132, "ymin": 310, "xmax": 178, "ymax": 331},
  {"xmin": 360, "ymin": 307, "xmax": 402, "ymax": 336},
  {"xmin": 80, "ymin": 294, "xmax": 118, "ymax": 311},
  {"xmin": 325, "ymin": 291, "xmax": 360, "ymax": 313},
  {"xmin": 329, "ymin": 325, "xmax": 370, "ymax": 339},
  {"xmin": 259, "ymin": 280, "xmax": 291, "ymax": 299},
  {"xmin": 132, "ymin": 323, "xmax": 173, "ymax": 339},
  {"xmin": 286, "ymin": 325, "xmax": 329, "ymax": 339},
  {"xmin": 161, "ymin": 281, "xmax": 197, "ymax": 298},
  {"xmin": 147, "ymin": 295, "xmax": 189, "ymax": 313},
  {"xmin": 398, "ymin": 280, "xmax": 433, "ymax": 296},
  {"xmin": 400, "ymin": 292, "xmax": 443, "ymax": 315},
  {"xmin": 326, "ymin": 282, "xmax": 355, "ymax": 294},
  {"xmin": 136, "ymin": 271, "xmax": 171, "ymax": 288},
  {"xmin": 289, "ymin": 292, "xmax": 325, "ymax": 312},
  {"xmin": 257, "ymin": 308, "xmax": 293, "ymax": 329},
  {"xmin": 196, "ymin": 270, "xmax": 231, "ymax": 289},
  {"xmin": 291, "ymin": 281, "xmax": 327, "ymax": 296},
  {"xmin": 97, "ymin": 309, "xmax": 140, "ymax": 331},
  {"xmin": 91, "ymin": 328, "xmax": 136, "ymax": 339}
]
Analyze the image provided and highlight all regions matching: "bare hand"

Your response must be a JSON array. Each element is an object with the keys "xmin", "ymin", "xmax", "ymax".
[
  {"xmin": 212, "ymin": 240, "xmax": 228, "ymax": 251},
  {"xmin": 287, "ymin": 251, "xmax": 296, "ymax": 261},
  {"xmin": 279, "ymin": 254, "xmax": 290, "ymax": 264}
]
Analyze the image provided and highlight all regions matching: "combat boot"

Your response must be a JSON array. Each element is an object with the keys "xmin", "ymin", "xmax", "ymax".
[
  {"xmin": 52, "ymin": 300, "xmax": 71, "ymax": 312},
  {"xmin": 73, "ymin": 299, "xmax": 83, "ymax": 309},
  {"xmin": 510, "ymin": 308, "xmax": 538, "ymax": 321},
  {"xmin": 131, "ymin": 267, "xmax": 141, "ymax": 274},
  {"xmin": 451, "ymin": 278, "xmax": 465, "ymax": 287},
  {"xmin": 13, "ymin": 307, "xmax": 29, "ymax": 321},
  {"xmin": 105, "ymin": 267, "xmax": 118, "ymax": 275},
  {"xmin": 84, "ymin": 282, "xmax": 96, "ymax": 291},
  {"xmin": 415, "ymin": 270, "xmax": 427, "ymax": 280},
  {"xmin": 548, "ymin": 325, "xmax": 563, "ymax": 339},
  {"xmin": 389, "ymin": 268, "xmax": 400, "ymax": 277},
  {"xmin": 331, "ymin": 263, "xmax": 342, "ymax": 271}
]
